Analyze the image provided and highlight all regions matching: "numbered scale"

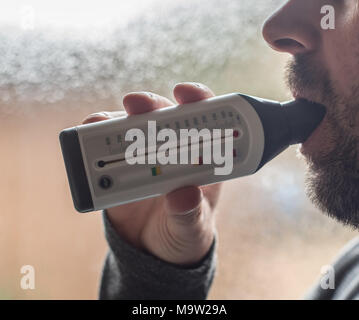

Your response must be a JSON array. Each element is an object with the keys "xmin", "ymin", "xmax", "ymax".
[{"xmin": 59, "ymin": 93, "xmax": 326, "ymax": 213}]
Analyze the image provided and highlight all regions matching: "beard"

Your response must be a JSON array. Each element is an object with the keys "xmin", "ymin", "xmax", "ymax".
[{"xmin": 285, "ymin": 53, "xmax": 359, "ymax": 228}]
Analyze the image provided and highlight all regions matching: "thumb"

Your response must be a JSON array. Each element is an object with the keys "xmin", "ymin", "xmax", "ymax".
[
  {"xmin": 164, "ymin": 186, "xmax": 204, "ymax": 226},
  {"xmin": 158, "ymin": 186, "xmax": 214, "ymax": 265}
]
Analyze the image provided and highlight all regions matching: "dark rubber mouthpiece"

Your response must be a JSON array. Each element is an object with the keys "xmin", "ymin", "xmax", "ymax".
[
  {"xmin": 238, "ymin": 94, "xmax": 326, "ymax": 171},
  {"xmin": 281, "ymin": 99, "xmax": 326, "ymax": 145}
]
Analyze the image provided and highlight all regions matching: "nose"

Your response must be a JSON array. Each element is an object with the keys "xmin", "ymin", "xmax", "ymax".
[{"xmin": 262, "ymin": 1, "xmax": 320, "ymax": 55}]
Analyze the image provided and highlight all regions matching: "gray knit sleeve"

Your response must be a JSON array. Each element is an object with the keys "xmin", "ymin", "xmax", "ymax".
[
  {"xmin": 305, "ymin": 236, "xmax": 359, "ymax": 300},
  {"xmin": 99, "ymin": 210, "xmax": 216, "ymax": 300}
]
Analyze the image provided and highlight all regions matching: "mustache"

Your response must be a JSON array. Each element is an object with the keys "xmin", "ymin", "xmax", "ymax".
[{"xmin": 285, "ymin": 53, "xmax": 333, "ymax": 103}]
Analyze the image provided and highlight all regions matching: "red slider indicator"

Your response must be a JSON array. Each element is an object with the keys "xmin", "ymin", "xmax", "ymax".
[
  {"xmin": 194, "ymin": 156, "xmax": 203, "ymax": 166},
  {"xmin": 233, "ymin": 130, "xmax": 239, "ymax": 138}
]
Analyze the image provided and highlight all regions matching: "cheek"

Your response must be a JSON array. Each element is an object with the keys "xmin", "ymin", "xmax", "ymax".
[
  {"xmin": 323, "ymin": 40, "xmax": 355, "ymax": 97},
  {"xmin": 321, "ymin": 8, "xmax": 359, "ymax": 97}
]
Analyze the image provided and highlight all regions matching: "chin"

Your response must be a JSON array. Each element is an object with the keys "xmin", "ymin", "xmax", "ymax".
[
  {"xmin": 300, "ymin": 135, "xmax": 318, "ymax": 157},
  {"xmin": 299, "ymin": 113, "xmax": 330, "ymax": 159}
]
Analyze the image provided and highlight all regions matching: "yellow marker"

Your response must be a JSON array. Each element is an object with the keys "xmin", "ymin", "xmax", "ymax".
[{"xmin": 151, "ymin": 167, "xmax": 161, "ymax": 176}]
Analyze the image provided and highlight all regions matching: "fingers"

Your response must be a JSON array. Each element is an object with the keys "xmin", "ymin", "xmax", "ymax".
[
  {"xmin": 81, "ymin": 91, "xmax": 174, "ymax": 124},
  {"xmin": 123, "ymin": 92, "xmax": 174, "ymax": 115},
  {"xmin": 82, "ymin": 82, "xmax": 213, "ymax": 125},
  {"xmin": 82, "ymin": 111, "xmax": 126, "ymax": 124},
  {"xmin": 173, "ymin": 82, "xmax": 215, "ymax": 105}
]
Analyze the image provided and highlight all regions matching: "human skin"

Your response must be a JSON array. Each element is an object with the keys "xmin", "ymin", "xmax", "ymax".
[
  {"xmin": 263, "ymin": 0, "xmax": 359, "ymax": 226},
  {"xmin": 82, "ymin": 0, "xmax": 359, "ymax": 265},
  {"xmin": 83, "ymin": 83, "xmax": 221, "ymax": 266}
]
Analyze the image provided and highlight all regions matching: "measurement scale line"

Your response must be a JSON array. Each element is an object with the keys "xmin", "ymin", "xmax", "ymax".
[{"xmin": 100, "ymin": 130, "xmax": 237, "ymax": 167}]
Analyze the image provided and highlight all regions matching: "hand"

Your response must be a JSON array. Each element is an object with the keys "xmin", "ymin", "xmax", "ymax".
[{"xmin": 82, "ymin": 82, "xmax": 222, "ymax": 266}]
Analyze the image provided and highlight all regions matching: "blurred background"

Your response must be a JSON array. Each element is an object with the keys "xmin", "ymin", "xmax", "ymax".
[{"xmin": 0, "ymin": 0, "xmax": 357, "ymax": 299}]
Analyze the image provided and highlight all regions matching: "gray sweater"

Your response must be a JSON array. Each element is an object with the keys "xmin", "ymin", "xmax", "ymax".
[{"xmin": 99, "ymin": 211, "xmax": 359, "ymax": 300}]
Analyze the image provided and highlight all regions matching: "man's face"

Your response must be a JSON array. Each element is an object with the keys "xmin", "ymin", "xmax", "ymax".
[{"xmin": 262, "ymin": 0, "xmax": 359, "ymax": 227}]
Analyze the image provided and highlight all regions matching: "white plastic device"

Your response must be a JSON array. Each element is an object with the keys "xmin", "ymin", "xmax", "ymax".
[{"xmin": 59, "ymin": 93, "xmax": 325, "ymax": 213}]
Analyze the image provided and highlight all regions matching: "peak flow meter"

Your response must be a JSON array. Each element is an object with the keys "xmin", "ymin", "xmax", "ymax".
[{"xmin": 59, "ymin": 93, "xmax": 326, "ymax": 213}]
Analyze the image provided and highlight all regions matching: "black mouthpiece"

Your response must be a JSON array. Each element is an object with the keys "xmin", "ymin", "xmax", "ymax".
[
  {"xmin": 238, "ymin": 94, "xmax": 326, "ymax": 172},
  {"xmin": 281, "ymin": 99, "xmax": 326, "ymax": 145}
]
